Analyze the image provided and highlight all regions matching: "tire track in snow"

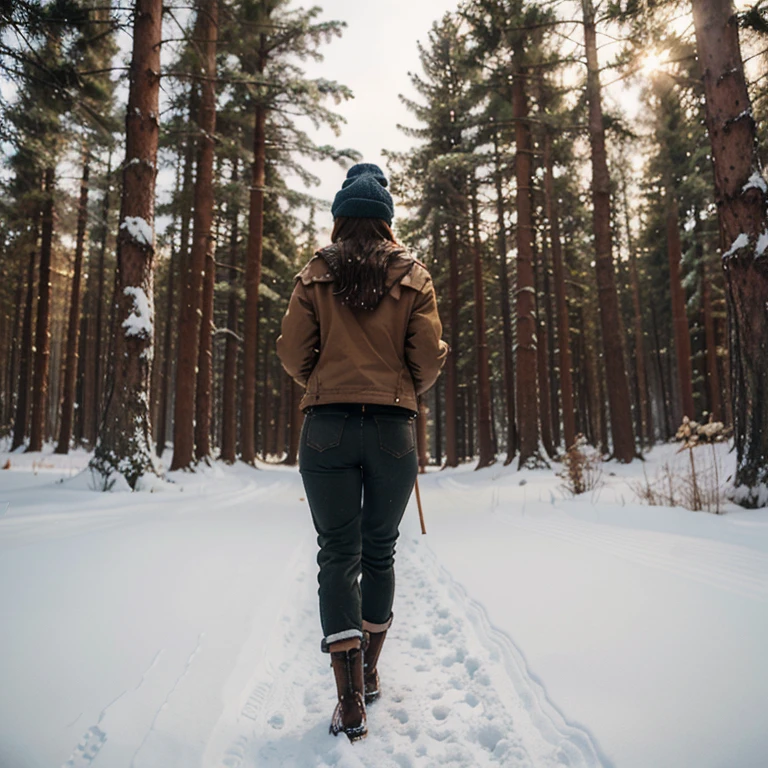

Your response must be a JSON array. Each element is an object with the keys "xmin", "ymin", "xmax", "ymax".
[
  {"xmin": 209, "ymin": 532, "xmax": 603, "ymax": 767},
  {"xmin": 439, "ymin": 477, "xmax": 768, "ymax": 602},
  {"xmin": 0, "ymin": 477, "xmax": 290, "ymax": 550}
]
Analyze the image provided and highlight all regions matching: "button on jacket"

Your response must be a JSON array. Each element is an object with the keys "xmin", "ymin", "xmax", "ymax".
[{"xmin": 276, "ymin": 248, "xmax": 449, "ymax": 413}]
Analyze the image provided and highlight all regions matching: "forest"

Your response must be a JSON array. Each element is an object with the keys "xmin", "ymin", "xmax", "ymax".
[{"xmin": 1, "ymin": 0, "xmax": 767, "ymax": 506}]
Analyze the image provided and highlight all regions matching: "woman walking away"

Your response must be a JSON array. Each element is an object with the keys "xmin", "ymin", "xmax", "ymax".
[{"xmin": 276, "ymin": 163, "xmax": 448, "ymax": 742}]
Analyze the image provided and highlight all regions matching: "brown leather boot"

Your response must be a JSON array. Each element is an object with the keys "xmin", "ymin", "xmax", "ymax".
[
  {"xmin": 362, "ymin": 615, "xmax": 392, "ymax": 704},
  {"xmin": 328, "ymin": 638, "xmax": 367, "ymax": 742}
]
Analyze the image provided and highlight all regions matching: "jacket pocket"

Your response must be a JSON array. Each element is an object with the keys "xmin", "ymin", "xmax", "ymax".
[
  {"xmin": 374, "ymin": 415, "xmax": 415, "ymax": 458},
  {"xmin": 305, "ymin": 412, "xmax": 347, "ymax": 452}
]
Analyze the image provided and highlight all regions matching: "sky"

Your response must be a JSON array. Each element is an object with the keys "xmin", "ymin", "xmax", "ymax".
[{"xmin": 282, "ymin": 0, "xmax": 460, "ymax": 223}]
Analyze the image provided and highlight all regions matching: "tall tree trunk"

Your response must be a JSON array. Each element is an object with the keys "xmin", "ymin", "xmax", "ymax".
[
  {"xmin": 700, "ymin": 235, "xmax": 723, "ymax": 422},
  {"xmin": 90, "ymin": 153, "xmax": 112, "ymax": 446},
  {"xmin": 89, "ymin": 0, "xmax": 162, "ymax": 488},
  {"xmin": 221, "ymin": 161, "xmax": 240, "ymax": 464},
  {"xmin": 241, "ymin": 32, "xmax": 268, "ymax": 465},
  {"xmin": 285, "ymin": 380, "xmax": 302, "ymax": 466},
  {"xmin": 667, "ymin": 195, "xmax": 696, "ymax": 421},
  {"xmin": 417, "ymin": 399, "xmax": 429, "ymax": 473},
  {"xmin": 444, "ymin": 224, "xmax": 460, "ymax": 467},
  {"xmin": 56, "ymin": 153, "xmax": 90, "ymax": 454},
  {"xmin": 12, "ymin": 218, "xmax": 39, "ymax": 450},
  {"xmin": 582, "ymin": 0, "xmax": 635, "ymax": 462},
  {"xmin": 513, "ymin": 62, "xmax": 543, "ymax": 468},
  {"xmin": 27, "ymin": 167, "xmax": 55, "ymax": 453},
  {"xmin": 6, "ymin": 268, "xmax": 24, "ymax": 427},
  {"xmin": 470, "ymin": 181, "xmax": 494, "ymax": 469},
  {"xmin": 544, "ymin": 132, "xmax": 575, "ymax": 450},
  {"xmin": 692, "ymin": 0, "xmax": 768, "ymax": 504},
  {"xmin": 156, "ymin": 239, "xmax": 176, "ymax": 457},
  {"xmin": 622, "ymin": 174, "xmax": 652, "ymax": 448},
  {"xmin": 651, "ymin": 310, "xmax": 673, "ymax": 438},
  {"xmin": 172, "ymin": 0, "xmax": 218, "ymax": 470},
  {"xmin": 194, "ymin": 231, "xmax": 216, "ymax": 461},
  {"xmin": 536, "ymin": 231, "xmax": 555, "ymax": 458},
  {"xmin": 493, "ymin": 135, "xmax": 517, "ymax": 464}
]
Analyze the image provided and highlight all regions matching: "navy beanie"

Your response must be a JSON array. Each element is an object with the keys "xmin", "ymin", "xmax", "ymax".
[{"xmin": 331, "ymin": 163, "xmax": 395, "ymax": 225}]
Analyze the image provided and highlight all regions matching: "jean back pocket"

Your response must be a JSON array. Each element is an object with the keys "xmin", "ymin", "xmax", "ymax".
[
  {"xmin": 305, "ymin": 412, "xmax": 348, "ymax": 452},
  {"xmin": 374, "ymin": 415, "xmax": 415, "ymax": 458}
]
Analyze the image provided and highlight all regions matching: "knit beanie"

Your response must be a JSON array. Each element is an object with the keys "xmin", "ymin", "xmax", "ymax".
[{"xmin": 331, "ymin": 163, "xmax": 395, "ymax": 225}]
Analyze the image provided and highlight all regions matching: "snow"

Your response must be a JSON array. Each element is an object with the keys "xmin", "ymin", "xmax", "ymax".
[
  {"xmin": 742, "ymin": 171, "xmax": 767, "ymax": 195},
  {"xmin": 1, "ymin": 443, "xmax": 767, "ymax": 768},
  {"xmin": 757, "ymin": 230, "xmax": 768, "ymax": 257},
  {"xmin": 120, "ymin": 216, "xmax": 154, "ymax": 247},
  {"xmin": 721, "ymin": 232, "xmax": 749, "ymax": 260},
  {"xmin": 122, "ymin": 286, "xmax": 153, "ymax": 339}
]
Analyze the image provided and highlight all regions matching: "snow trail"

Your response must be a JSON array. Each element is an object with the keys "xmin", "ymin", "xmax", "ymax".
[{"xmin": 207, "ymin": 531, "xmax": 603, "ymax": 768}]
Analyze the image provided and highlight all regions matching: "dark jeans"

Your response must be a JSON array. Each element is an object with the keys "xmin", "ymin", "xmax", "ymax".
[{"xmin": 299, "ymin": 403, "xmax": 418, "ymax": 645}]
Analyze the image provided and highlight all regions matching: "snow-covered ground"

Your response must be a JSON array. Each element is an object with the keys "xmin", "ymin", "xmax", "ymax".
[{"xmin": 1, "ymin": 442, "xmax": 766, "ymax": 768}]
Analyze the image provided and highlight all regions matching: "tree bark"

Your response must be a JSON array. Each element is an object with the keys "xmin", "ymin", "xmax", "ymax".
[
  {"xmin": 444, "ymin": 224, "xmax": 460, "ymax": 467},
  {"xmin": 544, "ymin": 132, "xmax": 575, "ymax": 450},
  {"xmin": 582, "ymin": 0, "xmax": 635, "ymax": 462},
  {"xmin": 493, "ymin": 135, "xmax": 518, "ymax": 464},
  {"xmin": 56, "ymin": 154, "xmax": 90, "ymax": 454},
  {"xmin": 194, "ymin": 231, "xmax": 216, "ymax": 461},
  {"xmin": 221, "ymin": 161, "xmax": 240, "ymax": 464},
  {"xmin": 171, "ymin": 0, "xmax": 218, "ymax": 470},
  {"xmin": 513, "ymin": 62, "xmax": 543, "ymax": 468},
  {"xmin": 88, "ymin": 154, "xmax": 112, "ymax": 447},
  {"xmin": 667, "ymin": 195, "xmax": 696, "ymax": 421},
  {"xmin": 536, "ymin": 230, "xmax": 555, "ymax": 459},
  {"xmin": 27, "ymin": 166, "xmax": 55, "ymax": 453},
  {"xmin": 12, "ymin": 216, "xmax": 39, "ymax": 450},
  {"xmin": 285, "ymin": 380, "xmax": 302, "ymax": 466},
  {"xmin": 89, "ymin": 0, "xmax": 162, "ymax": 489},
  {"xmin": 700, "ymin": 235, "xmax": 723, "ymax": 422},
  {"xmin": 692, "ymin": 0, "xmax": 768, "ymax": 504},
  {"xmin": 5, "ymin": 267, "xmax": 24, "ymax": 428},
  {"xmin": 156, "ymin": 240, "xmax": 176, "ymax": 457},
  {"xmin": 470, "ymin": 180, "xmax": 495, "ymax": 469},
  {"xmin": 241, "ymin": 29, "xmax": 269, "ymax": 465}
]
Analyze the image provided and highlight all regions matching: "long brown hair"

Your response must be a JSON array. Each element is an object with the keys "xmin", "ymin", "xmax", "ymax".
[{"xmin": 324, "ymin": 217, "xmax": 409, "ymax": 310}]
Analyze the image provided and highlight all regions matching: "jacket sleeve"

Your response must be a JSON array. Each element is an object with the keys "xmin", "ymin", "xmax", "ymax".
[
  {"xmin": 404, "ymin": 281, "xmax": 449, "ymax": 395},
  {"xmin": 276, "ymin": 280, "xmax": 320, "ymax": 388}
]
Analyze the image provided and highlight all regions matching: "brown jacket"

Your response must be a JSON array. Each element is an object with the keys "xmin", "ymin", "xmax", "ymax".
[{"xmin": 276, "ymin": 248, "xmax": 448, "ymax": 412}]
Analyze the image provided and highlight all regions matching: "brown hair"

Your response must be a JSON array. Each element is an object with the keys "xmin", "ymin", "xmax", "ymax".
[
  {"xmin": 325, "ymin": 217, "xmax": 408, "ymax": 310},
  {"xmin": 331, "ymin": 216, "xmax": 398, "ymax": 245}
]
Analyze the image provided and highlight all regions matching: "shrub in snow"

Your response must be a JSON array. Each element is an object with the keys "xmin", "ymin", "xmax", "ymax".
[
  {"xmin": 632, "ymin": 418, "xmax": 728, "ymax": 514},
  {"xmin": 558, "ymin": 435, "xmax": 603, "ymax": 497}
]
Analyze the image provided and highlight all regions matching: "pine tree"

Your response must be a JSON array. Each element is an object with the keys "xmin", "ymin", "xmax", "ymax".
[
  {"xmin": 581, "ymin": 0, "xmax": 636, "ymax": 462},
  {"xmin": 171, "ymin": 0, "xmax": 219, "ymax": 470},
  {"xmin": 89, "ymin": 0, "xmax": 162, "ymax": 488},
  {"xmin": 692, "ymin": 0, "xmax": 768, "ymax": 506}
]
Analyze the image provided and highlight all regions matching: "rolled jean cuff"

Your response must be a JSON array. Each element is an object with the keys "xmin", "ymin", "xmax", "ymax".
[
  {"xmin": 320, "ymin": 628, "xmax": 363, "ymax": 653},
  {"xmin": 362, "ymin": 613, "xmax": 393, "ymax": 634}
]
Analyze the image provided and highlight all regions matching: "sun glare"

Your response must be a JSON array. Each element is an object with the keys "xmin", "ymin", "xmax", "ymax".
[{"xmin": 640, "ymin": 50, "xmax": 669, "ymax": 76}]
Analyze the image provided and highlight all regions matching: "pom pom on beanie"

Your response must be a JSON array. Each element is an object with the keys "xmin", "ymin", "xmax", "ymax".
[{"xmin": 331, "ymin": 163, "xmax": 394, "ymax": 224}]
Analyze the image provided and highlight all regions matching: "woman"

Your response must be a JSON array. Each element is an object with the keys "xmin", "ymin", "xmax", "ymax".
[{"xmin": 276, "ymin": 163, "xmax": 448, "ymax": 742}]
